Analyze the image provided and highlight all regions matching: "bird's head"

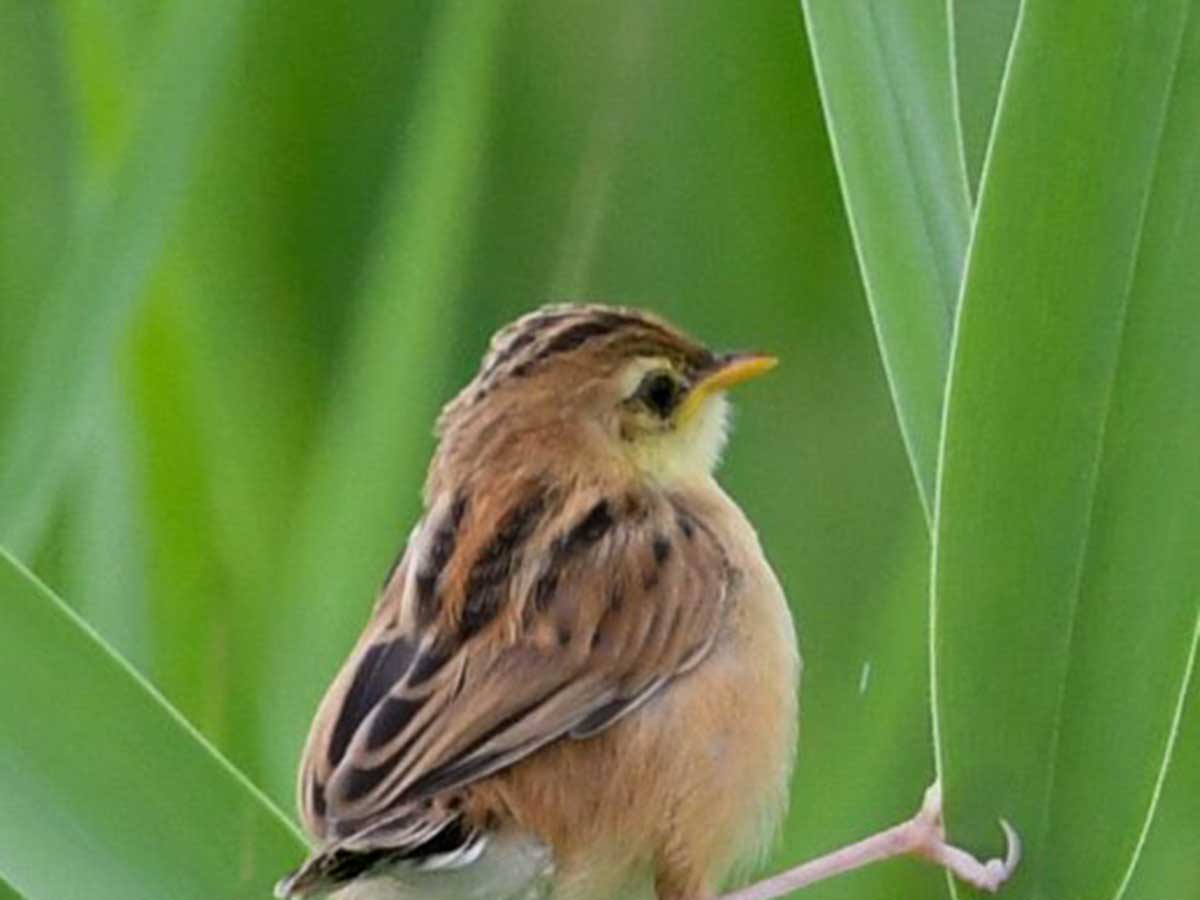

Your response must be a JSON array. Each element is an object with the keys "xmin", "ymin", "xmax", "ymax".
[{"xmin": 431, "ymin": 304, "xmax": 777, "ymax": 492}]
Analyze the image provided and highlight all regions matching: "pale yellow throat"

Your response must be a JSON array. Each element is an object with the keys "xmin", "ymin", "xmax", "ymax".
[
  {"xmin": 627, "ymin": 393, "xmax": 733, "ymax": 485},
  {"xmin": 626, "ymin": 353, "xmax": 777, "ymax": 486}
]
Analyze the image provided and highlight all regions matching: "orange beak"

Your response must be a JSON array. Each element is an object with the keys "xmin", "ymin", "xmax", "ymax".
[{"xmin": 680, "ymin": 352, "xmax": 778, "ymax": 422}]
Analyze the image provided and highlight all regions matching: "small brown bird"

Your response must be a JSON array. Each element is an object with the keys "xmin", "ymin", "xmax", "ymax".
[
  {"xmin": 277, "ymin": 304, "xmax": 1019, "ymax": 900},
  {"xmin": 277, "ymin": 304, "xmax": 799, "ymax": 899}
]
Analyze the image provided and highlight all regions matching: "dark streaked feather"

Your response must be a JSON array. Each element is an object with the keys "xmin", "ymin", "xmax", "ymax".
[
  {"xmin": 292, "ymin": 481, "xmax": 735, "ymax": 879},
  {"xmin": 328, "ymin": 637, "xmax": 416, "ymax": 767}
]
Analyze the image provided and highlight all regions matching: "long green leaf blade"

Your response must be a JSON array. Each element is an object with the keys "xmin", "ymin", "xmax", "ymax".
[
  {"xmin": 0, "ymin": 549, "xmax": 302, "ymax": 900},
  {"xmin": 801, "ymin": 0, "xmax": 972, "ymax": 520},
  {"xmin": 933, "ymin": 2, "xmax": 1200, "ymax": 897}
]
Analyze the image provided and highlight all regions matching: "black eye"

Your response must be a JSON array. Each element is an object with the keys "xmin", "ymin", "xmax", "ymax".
[{"xmin": 637, "ymin": 371, "xmax": 682, "ymax": 418}]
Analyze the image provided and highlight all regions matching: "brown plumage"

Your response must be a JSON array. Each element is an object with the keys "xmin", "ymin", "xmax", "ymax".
[{"xmin": 277, "ymin": 304, "xmax": 799, "ymax": 900}]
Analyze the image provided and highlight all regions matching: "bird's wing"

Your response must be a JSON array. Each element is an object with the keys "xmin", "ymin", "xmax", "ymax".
[{"xmin": 297, "ymin": 481, "xmax": 736, "ymax": 848}]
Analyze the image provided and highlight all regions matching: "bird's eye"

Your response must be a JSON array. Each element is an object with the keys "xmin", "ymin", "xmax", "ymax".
[{"xmin": 636, "ymin": 371, "xmax": 682, "ymax": 418}]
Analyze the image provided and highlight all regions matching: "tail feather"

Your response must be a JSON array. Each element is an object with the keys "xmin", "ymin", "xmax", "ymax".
[
  {"xmin": 275, "ymin": 814, "xmax": 481, "ymax": 898},
  {"xmin": 276, "ymin": 846, "xmax": 396, "ymax": 897}
]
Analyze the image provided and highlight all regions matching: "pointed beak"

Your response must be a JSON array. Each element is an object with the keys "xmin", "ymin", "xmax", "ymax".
[{"xmin": 680, "ymin": 352, "xmax": 778, "ymax": 421}]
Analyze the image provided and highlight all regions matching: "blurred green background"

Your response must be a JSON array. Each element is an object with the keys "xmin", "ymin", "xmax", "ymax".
[
  {"xmin": 1, "ymin": 0, "xmax": 933, "ymax": 895},
  {"xmin": 2, "ymin": 2, "xmax": 1196, "ymax": 900}
]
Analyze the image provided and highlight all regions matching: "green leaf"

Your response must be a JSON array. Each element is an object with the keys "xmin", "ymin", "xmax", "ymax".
[
  {"xmin": 1123, "ymin": 687, "xmax": 1200, "ymax": 898},
  {"xmin": 0, "ymin": 549, "xmax": 303, "ymax": 900},
  {"xmin": 258, "ymin": 0, "xmax": 513, "ymax": 804},
  {"xmin": 933, "ymin": 2, "xmax": 1200, "ymax": 898},
  {"xmin": 949, "ymin": 0, "xmax": 1021, "ymax": 199},
  {"xmin": 0, "ymin": 0, "xmax": 247, "ymax": 556},
  {"xmin": 801, "ymin": 0, "xmax": 972, "ymax": 521}
]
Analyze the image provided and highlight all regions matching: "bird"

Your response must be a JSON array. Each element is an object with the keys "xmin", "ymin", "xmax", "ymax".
[{"xmin": 276, "ymin": 303, "xmax": 800, "ymax": 900}]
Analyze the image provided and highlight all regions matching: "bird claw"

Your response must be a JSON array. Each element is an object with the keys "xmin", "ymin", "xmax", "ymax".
[
  {"xmin": 713, "ymin": 781, "xmax": 1020, "ymax": 900},
  {"xmin": 991, "ymin": 820, "xmax": 1022, "ymax": 887},
  {"xmin": 908, "ymin": 781, "xmax": 1021, "ymax": 893}
]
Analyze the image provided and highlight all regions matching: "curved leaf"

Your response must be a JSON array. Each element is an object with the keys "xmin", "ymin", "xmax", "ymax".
[
  {"xmin": 801, "ymin": 0, "xmax": 972, "ymax": 520},
  {"xmin": 933, "ymin": 2, "xmax": 1200, "ymax": 898},
  {"xmin": 0, "ymin": 549, "xmax": 302, "ymax": 900}
]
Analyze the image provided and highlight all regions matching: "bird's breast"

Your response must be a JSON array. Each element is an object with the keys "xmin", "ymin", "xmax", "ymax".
[
  {"xmin": 666, "ymin": 482, "xmax": 801, "ymax": 885},
  {"xmin": 551, "ymin": 482, "xmax": 801, "ymax": 899}
]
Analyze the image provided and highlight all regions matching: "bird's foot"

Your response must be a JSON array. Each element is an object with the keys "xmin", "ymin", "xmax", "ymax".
[
  {"xmin": 716, "ymin": 780, "xmax": 1019, "ymax": 900},
  {"xmin": 903, "ymin": 781, "xmax": 1021, "ymax": 893}
]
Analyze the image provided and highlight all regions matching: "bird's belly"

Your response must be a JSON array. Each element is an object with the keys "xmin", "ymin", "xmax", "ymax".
[
  {"xmin": 468, "ymin": 489, "xmax": 800, "ymax": 900},
  {"xmin": 549, "ymin": 568, "xmax": 800, "ymax": 900},
  {"xmin": 657, "ymin": 567, "xmax": 801, "ymax": 887}
]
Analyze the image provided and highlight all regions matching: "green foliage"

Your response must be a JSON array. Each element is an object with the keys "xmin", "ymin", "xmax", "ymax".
[
  {"xmin": 950, "ymin": 0, "xmax": 1021, "ymax": 197},
  {"xmin": 0, "ymin": 0, "xmax": 248, "ymax": 555},
  {"xmin": 934, "ymin": 4, "xmax": 1200, "ymax": 900},
  {"xmin": 0, "ymin": 1, "xmax": 1196, "ymax": 899},
  {"xmin": 0, "ymin": 551, "xmax": 302, "ymax": 900},
  {"xmin": 802, "ymin": 0, "xmax": 970, "ymax": 519}
]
